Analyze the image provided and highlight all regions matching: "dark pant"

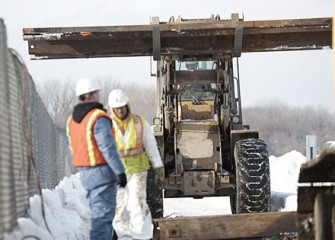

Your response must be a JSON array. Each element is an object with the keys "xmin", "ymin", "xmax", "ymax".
[{"xmin": 79, "ymin": 165, "xmax": 118, "ymax": 240}]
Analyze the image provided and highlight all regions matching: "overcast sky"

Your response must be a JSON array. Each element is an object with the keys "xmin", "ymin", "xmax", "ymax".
[{"xmin": 1, "ymin": 0, "xmax": 334, "ymax": 112}]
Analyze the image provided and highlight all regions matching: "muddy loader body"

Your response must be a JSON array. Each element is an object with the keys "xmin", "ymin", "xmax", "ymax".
[{"xmin": 149, "ymin": 50, "xmax": 271, "ymax": 216}]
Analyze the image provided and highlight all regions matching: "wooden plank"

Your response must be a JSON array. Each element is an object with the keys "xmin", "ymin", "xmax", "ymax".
[
  {"xmin": 154, "ymin": 211, "xmax": 297, "ymax": 239},
  {"xmin": 22, "ymin": 17, "xmax": 332, "ymax": 59},
  {"xmin": 299, "ymin": 148, "xmax": 335, "ymax": 183}
]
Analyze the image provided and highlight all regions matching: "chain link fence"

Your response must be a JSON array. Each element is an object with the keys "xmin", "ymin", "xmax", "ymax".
[{"xmin": 0, "ymin": 19, "xmax": 72, "ymax": 239}]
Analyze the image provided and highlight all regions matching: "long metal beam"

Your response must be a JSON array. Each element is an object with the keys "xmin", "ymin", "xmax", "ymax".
[{"xmin": 22, "ymin": 17, "xmax": 332, "ymax": 59}]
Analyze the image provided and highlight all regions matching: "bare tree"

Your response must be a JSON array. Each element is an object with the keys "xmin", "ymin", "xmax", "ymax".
[
  {"xmin": 37, "ymin": 78, "xmax": 335, "ymax": 157},
  {"xmin": 36, "ymin": 78, "xmax": 77, "ymax": 127},
  {"xmin": 243, "ymin": 102, "xmax": 335, "ymax": 156},
  {"xmin": 36, "ymin": 77, "xmax": 156, "ymax": 128},
  {"xmin": 97, "ymin": 76, "xmax": 156, "ymax": 122}
]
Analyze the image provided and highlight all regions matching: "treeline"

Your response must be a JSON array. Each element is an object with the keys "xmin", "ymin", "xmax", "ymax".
[
  {"xmin": 36, "ymin": 79, "xmax": 334, "ymax": 157},
  {"xmin": 243, "ymin": 102, "xmax": 335, "ymax": 156},
  {"xmin": 36, "ymin": 78, "xmax": 156, "ymax": 128}
]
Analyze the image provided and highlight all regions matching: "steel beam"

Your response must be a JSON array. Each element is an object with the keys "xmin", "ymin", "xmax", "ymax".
[{"xmin": 22, "ymin": 17, "xmax": 332, "ymax": 59}]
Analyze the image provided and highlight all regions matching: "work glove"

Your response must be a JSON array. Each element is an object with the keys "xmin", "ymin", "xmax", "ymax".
[
  {"xmin": 118, "ymin": 173, "xmax": 127, "ymax": 188},
  {"xmin": 154, "ymin": 167, "xmax": 165, "ymax": 186}
]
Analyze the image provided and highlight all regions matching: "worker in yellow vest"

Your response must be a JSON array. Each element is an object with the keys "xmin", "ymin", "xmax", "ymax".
[
  {"xmin": 108, "ymin": 88, "xmax": 164, "ymax": 240},
  {"xmin": 67, "ymin": 78, "xmax": 127, "ymax": 240}
]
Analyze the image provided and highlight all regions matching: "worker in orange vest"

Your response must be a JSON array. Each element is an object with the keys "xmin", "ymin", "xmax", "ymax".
[
  {"xmin": 108, "ymin": 89, "xmax": 164, "ymax": 240},
  {"xmin": 66, "ymin": 78, "xmax": 127, "ymax": 240}
]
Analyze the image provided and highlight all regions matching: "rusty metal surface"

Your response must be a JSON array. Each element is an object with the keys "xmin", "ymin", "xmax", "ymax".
[{"xmin": 22, "ymin": 17, "xmax": 332, "ymax": 59}]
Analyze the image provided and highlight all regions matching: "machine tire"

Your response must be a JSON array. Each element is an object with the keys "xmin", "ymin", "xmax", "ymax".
[
  {"xmin": 147, "ymin": 168, "xmax": 164, "ymax": 218},
  {"xmin": 233, "ymin": 138, "xmax": 271, "ymax": 213},
  {"xmin": 314, "ymin": 193, "xmax": 335, "ymax": 240}
]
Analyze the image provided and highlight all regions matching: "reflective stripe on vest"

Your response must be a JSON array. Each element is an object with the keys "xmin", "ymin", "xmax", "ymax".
[
  {"xmin": 66, "ymin": 116, "xmax": 73, "ymax": 153},
  {"xmin": 115, "ymin": 115, "xmax": 144, "ymax": 158},
  {"xmin": 86, "ymin": 110, "xmax": 106, "ymax": 165}
]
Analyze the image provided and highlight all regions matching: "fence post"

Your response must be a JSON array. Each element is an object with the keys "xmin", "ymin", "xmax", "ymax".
[{"xmin": 306, "ymin": 135, "xmax": 317, "ymax": 161}]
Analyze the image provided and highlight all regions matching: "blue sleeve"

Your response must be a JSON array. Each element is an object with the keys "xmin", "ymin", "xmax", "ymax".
[{"xmin": 93, "ymin": 117, "xmax": 125, "ymax": 175}]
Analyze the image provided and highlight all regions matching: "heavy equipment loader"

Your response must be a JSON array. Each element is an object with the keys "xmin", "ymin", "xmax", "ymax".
[
  {"xmin": 148, "ymin": 47, "xmax": 271, "ymax": 217},
  {"xmin": 22, "ymin": 13, "xmax": 332, "ymax": 238}
]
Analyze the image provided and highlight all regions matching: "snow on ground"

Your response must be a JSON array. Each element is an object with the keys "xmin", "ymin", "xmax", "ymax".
[
  {"xmin": 4, "ymin": 151, "xmax": 307, "ymax": 240},
  {"xmin": 164, "ymin": 196, "xmax": 232, "ymax": 218}
]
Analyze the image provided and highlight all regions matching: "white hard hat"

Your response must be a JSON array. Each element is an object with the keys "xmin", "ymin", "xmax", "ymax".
[
  {"xmin": 108, "ymin": 89, "xmax": 129, "ymax": 108},
  {"xmin": 75, "ymin": 78, "xmax": 101, "ymax": 97}
]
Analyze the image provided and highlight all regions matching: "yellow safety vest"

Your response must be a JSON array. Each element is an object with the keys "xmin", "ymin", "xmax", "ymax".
[{"xmin": 113, "ymin": 114, "xmax": 150, "ymax": 175}]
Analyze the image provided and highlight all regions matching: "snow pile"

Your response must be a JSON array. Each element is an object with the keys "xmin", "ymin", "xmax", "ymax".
[
  {"xmin": 4, "ymin": 151, "xmax": 307, "ymax": 239},
  {"xmin": 270, "ymin": 150, "xmax": 307, "ymax": 211},
  {"xmin": 4, "ymin": 174, "xmax": 90, "ymax": 240},
  {"xmin": 324, "ymin": 141, "xmax": 335, "ymax": 150},
  {"xmin": 270, "ymin": 150, "xmax": 306, "ymax": 194}
]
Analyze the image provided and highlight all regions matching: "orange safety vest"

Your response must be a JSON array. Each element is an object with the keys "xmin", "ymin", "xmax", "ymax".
[{"xmin": 66, "ymin": 108, "xmax": 112, "ymax": 167}]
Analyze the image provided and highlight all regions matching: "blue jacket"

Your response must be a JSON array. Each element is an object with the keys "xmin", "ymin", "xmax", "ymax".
[{"xmin": 94, "ymin": 117, "xmax": 125, "ymax": 175}]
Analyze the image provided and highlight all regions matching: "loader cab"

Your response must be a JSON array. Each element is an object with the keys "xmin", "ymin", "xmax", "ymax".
[
  {"xmin": 178, "ymin": 60, "xmax": 215, "ymax": 71},
  {"xmin": 177, "ymin": 83, "xmax": 216, "ymax": 100},
  {"xmin": 174, "ymin": 60, "xmax": 218, "ymax": 120}
]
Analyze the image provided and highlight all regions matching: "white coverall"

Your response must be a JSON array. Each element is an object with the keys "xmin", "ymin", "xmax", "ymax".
[{"xmin": 112, "ymin": 114, "xmax": 163, "ymax": 240}]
